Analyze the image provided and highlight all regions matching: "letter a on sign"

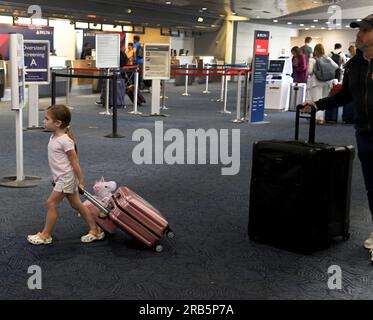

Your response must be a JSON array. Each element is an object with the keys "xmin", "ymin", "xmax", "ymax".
[
  {"xmin": 27, "ymin": 265, "xmax": 42, "ymax": 290},
  {"xmin": 327, "ymin": 265, "xmax": 342, "ymax": 290},
  {"xmin": 30, "ymin": 58, "xmax": 37, "ymax": 67}
]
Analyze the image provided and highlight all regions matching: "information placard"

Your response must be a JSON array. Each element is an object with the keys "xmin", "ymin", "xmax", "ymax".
[
  {"xmin": 24, "ymin": 40, "xmax": 50, "ymax": 84},
  {"xmin": 143, "ymin": 44, "xmax": 170, "ymax": 80},
  {"xmin": 249, "ymin": 30, "xmax": 270, "ymax": 123},
  {"xmin": 95, "ymin": 34, "xmax": 120, "ymax": 68}
]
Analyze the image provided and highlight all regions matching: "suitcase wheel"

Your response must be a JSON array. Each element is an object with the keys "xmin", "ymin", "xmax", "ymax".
[
  {"xmin": 166, "ymin": 229, "xmax": 175, "ymax": 239},
  {"xmin": 155, "ymin": 244, "xmax": 163, "ymax": 253},
  {"xmin": 343, "ymin": 233, "xmax": 350, "ymax": 241}
]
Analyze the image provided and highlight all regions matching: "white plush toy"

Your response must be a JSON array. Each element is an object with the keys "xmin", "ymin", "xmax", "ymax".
[{"xmin": 93, "ymin": 177, "xmax": 117, "ymax": 206}]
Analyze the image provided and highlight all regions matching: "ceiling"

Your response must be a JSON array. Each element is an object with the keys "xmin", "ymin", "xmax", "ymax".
[{"xmin": 0, "ymin": 0, "xmax": 371, "ymax": 32}]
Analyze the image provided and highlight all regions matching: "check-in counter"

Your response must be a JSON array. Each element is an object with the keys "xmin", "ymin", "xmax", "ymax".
[{"xmin": 69, "ymin": 59, "xmax": 96, "ymax": 85}]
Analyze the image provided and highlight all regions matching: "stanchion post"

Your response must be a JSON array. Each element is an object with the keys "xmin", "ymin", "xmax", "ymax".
[
  {"xmin": 203, "ymin": 64, "xmax": 211, "ymax": 94},
  {"xmin": 241, "ymin": 70, "xmax": 249, "ymax": 122},
  {"xmin": 217, "ymin": 67, "xmax": 225, "ymax": 102},
  {"xmin": 232, "ymin": 70, "xmax": 243, "ymax": 123},
  {"xmin": 65, "ymin": 65, "xmax": 70, "ymax": 108},
  {"xmin": 161, "ymin": 80, "xmax": 168, "ymax": 110},
  {"xmin": 51, "ymin": 71, "xmax": 56, "ymax": 105},
  {"xmin": 128, "ymin": 66, "xmax": 142, "ymax": 115},
  {"xmin": 99, "ymin": 68, "xmax": 112, "ymax": 116},
  {"xmin": 182, "ymin": 63, "xmax": 190, "ymax": 96},
  {"xmin": 219, "ymin": 68, "xmax": 231, "ymax": 114},
  {"xmin": 105, "ymin": 73, "xmax": 124, "ymax": 138}
]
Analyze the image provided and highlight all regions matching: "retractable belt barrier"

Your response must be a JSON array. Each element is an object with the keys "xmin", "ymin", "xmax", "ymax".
[{"xmin": 51, "ymin": 68, "xmax": 138, "ymax": 139}]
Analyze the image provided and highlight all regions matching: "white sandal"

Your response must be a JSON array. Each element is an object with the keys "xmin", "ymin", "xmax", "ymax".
[
  {"xmin": 27, "ymin": 232, "xmax": 52, "ymax": 245},
  {"xmin": 81, "ymin": 231, "xmax": 105, "ymax": 243}
]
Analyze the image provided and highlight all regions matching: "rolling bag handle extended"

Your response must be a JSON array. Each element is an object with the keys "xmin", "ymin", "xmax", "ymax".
[
  {"xmin": 78, "ymin": 186, "xmax": 111, "ymax": 216},
  {"xmin": 295, "ymin": 104, "xmax": 317, "ymax": 143}
]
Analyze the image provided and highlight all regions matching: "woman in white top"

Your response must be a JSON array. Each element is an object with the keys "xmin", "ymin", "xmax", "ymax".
[{"xmin": 306, "ymin": 43, "xmax": 339, "ymax": 124}]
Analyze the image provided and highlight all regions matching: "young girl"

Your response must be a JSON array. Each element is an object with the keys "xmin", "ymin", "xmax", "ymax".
[{"xmin": 27, "ymin": 105, "xmax": 104, "ymax": 245}]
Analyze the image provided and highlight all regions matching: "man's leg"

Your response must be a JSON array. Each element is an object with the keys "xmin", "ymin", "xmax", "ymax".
[{"xmin": 355, "ymin": 131, "xmax": 373, "ymax": 219}]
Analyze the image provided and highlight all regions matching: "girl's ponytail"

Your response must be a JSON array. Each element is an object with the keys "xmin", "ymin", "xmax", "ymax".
[{"xmin": 66, "ymin": 126, "xmax": 78, "ymax": 154}]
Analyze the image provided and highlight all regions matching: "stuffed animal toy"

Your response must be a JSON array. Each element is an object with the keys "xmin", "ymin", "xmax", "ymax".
[{"xmin": 93, "ymin": 177, "xmax": 117, "ymax": 206}]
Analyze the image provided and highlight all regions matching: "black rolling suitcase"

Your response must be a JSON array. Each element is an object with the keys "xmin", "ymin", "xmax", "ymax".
[
  {"xmin": 101, "ymin": 77, "xmax": 126, "ymax": 108},
  {"xmin": 248, "ymin": 105, "xmax": 355, "ymax": 252}
]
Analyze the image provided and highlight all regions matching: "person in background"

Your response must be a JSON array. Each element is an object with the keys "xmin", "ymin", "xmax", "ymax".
[
  {"xmin": 330, "ymin": 43, "xmax": 347, "ymax": 81},
  {"xmin": 133, "ymin": 36, "xmax": 144, "ymax": 89},
  {"xmin": 125, "ymin": 43, "xmax": 136, "ymax": 65},
  {"xmin": 301, "ymin": 36, "xmax": 313, "ymax": 65},
  {"xmin": 301, "ymin": 14, "xmax": 373, "ymax": 262},
  {"xmin": 348, "ymin": 45, "xmax": 357, "ymax": 59},
  {"xmin": 291, "ymin": 46, "xmax": 308, "ymax": 83},
  {"xmin": 81, "ymin": 42, "xmax": 92, "ymax": 60},
  {"xmin": 306, "ymin": 43, "xmax": 339, "ymax": 125}
]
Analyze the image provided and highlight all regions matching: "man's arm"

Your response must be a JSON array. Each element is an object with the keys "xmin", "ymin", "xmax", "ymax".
[{"xmin": 314, "ymin": 69, "xmax": 352, "ymax": 110}]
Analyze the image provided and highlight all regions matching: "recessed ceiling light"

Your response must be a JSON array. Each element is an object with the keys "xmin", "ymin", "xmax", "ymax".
[
  {"xmin": 311, "ymin": 25, "xmax": 315, "ymax": 28},
  {"xmin": 197, "ymin": 17, "xmax": 204, "ymax": 22},
  {"xmin": 305, "ymin": 28, "xmax": 310, "ymax": 30},
  {"xmin": 313, "ymin": 19, "xmax": 318, "ymax": 22},
  {"xmin": 300, "ymin": 24, "xmax": 304, "ymax": 26},
  {"xmin": 202, "ymin": 7, "xmax": 207, "ymax": 10},
  {"xmin": 287, "ymin": 22, "xmax": 292, "ymax": 24},
  {"xmin": 127, "ymin": 8, "xmax": 132, "ymax": 13},
  {"xmin": 165, "ymin": 1, "xmax": 171, "ymax": 4},
  {"xmin": 273, "ymin": 19, "xmax": 278, "ymax": 22}
]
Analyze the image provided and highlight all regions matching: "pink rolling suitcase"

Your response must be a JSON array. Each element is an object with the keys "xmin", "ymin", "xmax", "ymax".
[{"xmin": 79, "ymin": 187, "xmax": 174, "ymax": 252}]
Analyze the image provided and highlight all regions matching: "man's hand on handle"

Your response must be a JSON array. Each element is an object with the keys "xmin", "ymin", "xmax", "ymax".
[{"xmin": 300, "ymin": 101, "xmax": 318, "ymax": 113}]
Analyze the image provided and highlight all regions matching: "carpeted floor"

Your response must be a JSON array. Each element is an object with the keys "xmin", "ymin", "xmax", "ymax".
[{"xmin": 0, "ymin": 81, "xmax": 372, "ymax": 300}]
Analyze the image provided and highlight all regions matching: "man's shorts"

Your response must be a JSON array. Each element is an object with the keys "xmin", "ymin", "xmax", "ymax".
[{"xmin": 53, "ymin": 173, "xmax": 79, "ymax": 194}]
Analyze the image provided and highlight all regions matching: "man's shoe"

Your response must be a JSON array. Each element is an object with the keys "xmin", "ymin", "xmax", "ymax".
[
  {"xmin": 364, "ymin": 232, "xmax": 373, "ymax": 249},
  {"xmin": 95, "ymin": 100, "xmax": 103, "ymax": 105}
]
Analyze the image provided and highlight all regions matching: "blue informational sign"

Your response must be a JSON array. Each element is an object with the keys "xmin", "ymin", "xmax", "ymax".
[
  {"xmin": 249, "ymin": 30, "xmax": 269, "ymax": 123},
  {"xmin": 24, "ymin": 40, "xmax": 50, "ymax": 84}
]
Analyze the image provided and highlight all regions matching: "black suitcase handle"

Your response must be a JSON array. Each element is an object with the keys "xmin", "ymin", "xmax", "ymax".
[{"xmin": 295, "ymin": 104, "xmax": 317, "ymax": 143}]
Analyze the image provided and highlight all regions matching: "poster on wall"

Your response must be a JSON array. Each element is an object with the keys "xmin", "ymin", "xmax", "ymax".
[
  {"xmin": 143, "ymin": 44, "xmax": 170, "ymax": 80},
  {"xmin": 95, "ymin": 33, "xmax": 120, "ymax": 68},
  {"xmin": 249, "ymin": 30, "xmax": 270, "ymax": 123},
  {"xmin": 0, "ymin": 24, "xmax": 53, "ymax": 60}
]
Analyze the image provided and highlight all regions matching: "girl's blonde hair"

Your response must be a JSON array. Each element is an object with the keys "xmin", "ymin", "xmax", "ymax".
[{"xmin": 47, "ymin": 105, "xmax": 77, "ymax": 153}]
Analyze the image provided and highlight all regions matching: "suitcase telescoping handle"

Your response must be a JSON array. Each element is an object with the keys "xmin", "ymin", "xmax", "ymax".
[
  {"xmin": 295, "ymin": 104, "xmax": 317, "ymax": 143},
  {"xmin": 78, "ymin": 186, "xmax": 110, "ymax": 216}
]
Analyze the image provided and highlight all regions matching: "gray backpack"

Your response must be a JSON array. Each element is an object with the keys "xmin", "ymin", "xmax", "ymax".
[{"xmin": 313, "ymin": 57, "xmax": 337, "ymax": 81}]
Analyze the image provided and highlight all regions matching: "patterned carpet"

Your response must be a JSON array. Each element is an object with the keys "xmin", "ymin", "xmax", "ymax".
[{"xmin": 0, "ymin": 81, "xmax": 372, "ymax": 300}]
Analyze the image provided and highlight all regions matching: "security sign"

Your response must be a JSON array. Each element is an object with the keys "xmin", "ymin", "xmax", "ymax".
[{"xmin": 24, "ymin": 40, "xmax": 50, "ymax": 84}]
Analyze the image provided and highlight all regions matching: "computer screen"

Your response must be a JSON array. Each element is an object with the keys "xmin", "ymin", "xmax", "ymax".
[{"xmin": 268, "ymin": 60, "xmax": 285, "ymax": 73}]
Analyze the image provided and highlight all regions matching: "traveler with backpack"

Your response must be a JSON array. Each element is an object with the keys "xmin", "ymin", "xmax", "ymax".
[
  {"xmin": 133, "ymin": 35, "xmax": 145, "ymax": 90},
  {"xmin": 330, "ymin": 43, "xmax": 347, "ymax": 82},
  {"xmin": 306, "ymin": 43, "xmax": 339, "ymax": 124}
]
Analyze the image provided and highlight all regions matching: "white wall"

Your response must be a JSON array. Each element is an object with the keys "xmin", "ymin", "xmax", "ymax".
[
  {"xmin": 297, "ymin": 29, "xmax": 358, "ymax": 55},
  {"xmin": 235, "ymin": 22, "xmax": 299, "ymax": 64},
  {"xmin": 171, "ymin": 36, "xmax": 194, "ymax": 56},
  {"xmin": 49, "ymin": 19, "xmax": 76, "ymax": 60}
]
